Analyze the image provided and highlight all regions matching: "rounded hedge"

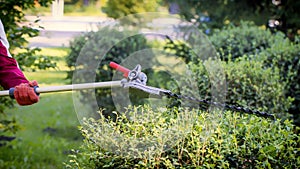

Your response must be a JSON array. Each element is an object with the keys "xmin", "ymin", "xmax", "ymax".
[{"xmin": 65, "ymin": 106, "xmax": 300, "ymax": 168}]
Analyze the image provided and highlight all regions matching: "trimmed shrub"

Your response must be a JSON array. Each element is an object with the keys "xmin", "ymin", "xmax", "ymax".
[
  {"xmin": 164, "ymin": 21, "xmax": 300, "ymax": 124},
  {"xmin": 164, "ymin": 44, "xmax": 291, "ymax": 119},
  {"xmin": 188, "ymin": 56, "xmax": 292, "ymax": 119},
  {"xmin": 65, "ymin": 106, "xmax": 300, "ymax": 168},
  {"xmin": 260, "ymin": 36, "xmax": 300, "ymax": 125},
  {"xmin": 64, "ymin": 22, "xmax": 300, "ymax": 169},
  {"xmin": 208, "ymin": 22, "xmax": 300, "ymax": 124},
  {"xmin": 225, "ymin": 56, "xmax": 291, "ymax": 118}
]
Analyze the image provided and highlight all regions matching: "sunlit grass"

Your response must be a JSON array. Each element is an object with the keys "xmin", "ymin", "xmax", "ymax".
[
  {"xmin": 35, "ymin": 47, "xmax": 70, "ymax": 71},
  {"xmin": 25, "ymin": 71, "xmax": 69, "ymax": 86},
  {"xmin": 25, "ymin": 47, "xmax": 71, "ymax": 86},
  {"xmin": 35, "ymin": 47, "xmax": 69, "ymax": 59},
  {"xmin": 2, "ymin": 93, "xmax": 81, "ymax": 169}
]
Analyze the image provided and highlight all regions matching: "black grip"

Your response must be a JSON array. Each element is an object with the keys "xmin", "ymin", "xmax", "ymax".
[
  {"xmin": 8, "ymin": 86, "xmax": 40, "ymax": 99},
  {"xmin": 9, "ymin": 88, "xmax": 15, "ymax": 99},
  {"xmin": 34, "ymin": 86, "xmax": 40, "ymax": 96}
]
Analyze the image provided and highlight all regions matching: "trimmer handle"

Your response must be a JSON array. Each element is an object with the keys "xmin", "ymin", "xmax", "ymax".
[
  {"xmin": 109, "ymin": 61, "xmax": 130, "ymax": 77},
  {"xmin": 109, "ymin": 62, "xmax": 147, "ymax": 85},
  {"xmin": 8, "ymin": 86, "xmax": 39, "ymax": 99}
]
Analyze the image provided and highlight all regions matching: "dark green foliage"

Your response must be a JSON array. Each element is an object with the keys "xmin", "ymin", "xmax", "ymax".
[
  {"xmin": 166, "ymin": 0, "xmax": 271, "ymax": 31},
  {"xmin": 0, "ymin": 90, "xmax": 19, "ymax": 146},
  {"xmin": 65, "ymin": 106, "xmax": 300, "ymax": 168},
  {"xmin": 163, "ymin": 36, "xmax": 196, "ymax": 63},
  {"xmin": 165, "ymin": 0, "xmax": 300, "ymax": 37},
  {"xmin": 209, "ymin": 22, "xmax": 276, "ymax": 61},
  {"xmin": 0, "ymin": 0, "xmax": 56, "ymax": 71}
]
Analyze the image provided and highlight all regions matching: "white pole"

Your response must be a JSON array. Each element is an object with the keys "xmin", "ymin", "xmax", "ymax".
[
  {"xmin": 52, "ymin": 0, "xmax": 64, "ymax": 17},
  {"xmin": 0, "ymin": 81, "xmax": 122, "ymax": 97}
]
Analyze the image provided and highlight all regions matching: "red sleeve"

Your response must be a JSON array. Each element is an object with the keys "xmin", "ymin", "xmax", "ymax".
[
  {"xmin": 0, "ymin": 20, "xmax": 29, "ymax": 89},
  {"xmin": 0, "ymin": 55, "xmax": 29, "ymax": 89}
]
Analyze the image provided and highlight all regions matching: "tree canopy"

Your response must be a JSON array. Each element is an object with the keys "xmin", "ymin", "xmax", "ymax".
[
  {"xmin": 166, "ymin": 0, "xmax": 300, "ymax": 37},
  {"xmin": 102, "ymin": 0, "xmax": 161, "ymax": 25},
  {"xmin": 0, "ymin": 0, "xmax": 55, "ymax": 70}
]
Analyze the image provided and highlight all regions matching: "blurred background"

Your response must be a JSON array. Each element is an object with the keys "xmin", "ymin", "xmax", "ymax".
[{"xmin": 0, "ymin": 0, "xmax": 299, "ymax": 168}]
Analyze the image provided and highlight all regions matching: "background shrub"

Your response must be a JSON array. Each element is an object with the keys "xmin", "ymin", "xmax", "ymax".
[
  {"xmin": 102, "ymin": 0, "xmax": 161, "ymax": 25},
  {"xmin": 66, "ymin": 26, "xmax": 154, "ymax": 117},
  {"xmin": 65, "ymin": 106, "xmax": 300, "ymax": 168},
  {"xmin": 208, "ymin": 21, "xmax": 278, "ymax": 61}
]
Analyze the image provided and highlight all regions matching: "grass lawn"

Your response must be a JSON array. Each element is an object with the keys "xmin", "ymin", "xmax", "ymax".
[{"xmin": 0, "ymin": 48, "xmax": 82, "ymax": 169}]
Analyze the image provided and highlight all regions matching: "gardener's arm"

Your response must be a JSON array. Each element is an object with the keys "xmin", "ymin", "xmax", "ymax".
[
  {"xmin": 0, "ymin": 20, "xmax": 39, "ymax": 106},
  {"xmin": 0, "ymin": 55, "xmax": 39, "ymax": 105},
  {"xmin": 0, "ymin": 55, "xmax": 29, "ymax": 89}
]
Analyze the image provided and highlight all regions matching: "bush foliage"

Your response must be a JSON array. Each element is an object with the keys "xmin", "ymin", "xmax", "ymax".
[
  {"xmin": 209, "ymin": 22, "xmax": 300, "ymax": 125},
  {"xmin": 65, "ymin": 21, "xmax": 300, "ymax": 168},
  {"xmin": 188, "ymin": 56, "xmax": 291, "ymax": 119},
  {"xmin": 65, "ymin": 106, "xmax": 300, "ymax": 168},
  {"xmin": 66, "ymin": 26, "xmax": 152, "ymax": 117},
  {"xmin": 165, "ymin": 21, "xmax": 300, "ymax": 124},
  {"xmin": 260, "ymin": 35, "xmax": 300, "ymax": 125},
  {"xmin": 208, "ymin": 22, "xmax": 276, "ymax": 61}
]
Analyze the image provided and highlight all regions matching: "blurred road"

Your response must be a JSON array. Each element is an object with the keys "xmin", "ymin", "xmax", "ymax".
[
  {"xmin": 26, "ymin": 16, "xmax": 108, "ymax": 47},
  {"xmin": 26, "ymin": 15, "xmax": 183, "ymax": 48}
]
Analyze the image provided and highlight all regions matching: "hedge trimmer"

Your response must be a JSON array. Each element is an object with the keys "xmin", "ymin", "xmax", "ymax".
[{"xmin": 0, "ymin": 62, "xmax": 275, "ymax": 120}]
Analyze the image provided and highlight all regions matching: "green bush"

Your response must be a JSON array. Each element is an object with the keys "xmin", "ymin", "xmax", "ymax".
[
  {"xmin": 208, "ymin": 21, "xmax": 279, "ymax": 61},
  {"xmin": 66, "ymin": 26, "xmax": 152, "ymax": 117},
  {"xmin": 188, "ymin": 56, "xmax": 292, "ymax": 119},
  {"xmin": 164, "ymin": 21, "xmax": 300, "ymax": 124},
  {"xmin": 260, "ymin": 36, "xmax": 300, "ymax": 125},
  {"xmin": 65, "ymin": 106, "xmax": 300, "ymax": 168},
  {"xmin": 209, "ymin": 22, "xmax": 300, "ymax": 124},
  {"xmin": 163, "ymin": 36, "xmax": 291, "ymax": 119},
  {"xmin": 64, "ymin": 22, "xmax": 300, "ymax": 169},
  {"xmin": 225, "ymin": 56, "xmax": 291, "ymax": 118}
]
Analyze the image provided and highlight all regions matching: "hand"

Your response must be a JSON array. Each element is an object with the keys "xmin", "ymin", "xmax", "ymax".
[{"xmin": 14, "ymin": 80, "xmax": 39, "ymax": 106}]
